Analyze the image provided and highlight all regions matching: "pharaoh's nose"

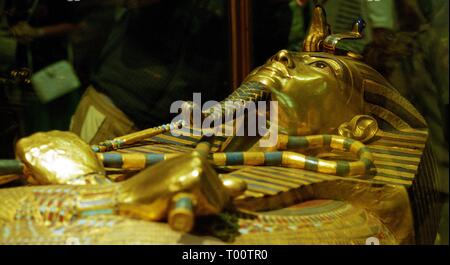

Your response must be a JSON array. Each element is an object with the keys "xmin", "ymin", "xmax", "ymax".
[{"xmin": 271, "ymin": 50, "xmax": 295, "ymax": 68}]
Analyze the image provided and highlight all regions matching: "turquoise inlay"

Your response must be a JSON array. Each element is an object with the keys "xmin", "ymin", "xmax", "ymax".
[
  {"xmin": 91, "ymin": 146, "xmax": 100, "ymax": 152},
  {"xmin": 265, "ymin": 200, "xmax": 346, "ymax": 216},
  {"xmin": 375, "ymin": 164, "xmax": 416, "ymax": 174},
  {"xmin": 80, "ymin": 209, "xmax": 114, "ymax": 217},
  {"xmin": 387, "ymin": 129, "xmax": 427, "ymax": 137},
  {"xmin": 115, "ymin": 139, "xmax": 125, "ymax": 147},
  {"xmin": 367, "ymin": 147, "xmax": 421, "ymax": 158},
  {"xmin": 361, "ymin": 158, "xmax": 374, "ymax": 170},
  {"xmin": 375, "ymin": 172, "xmax": 414, "ymax": 181},
  {"xmin": 267, "ymin": 166, "xmax": 332, "ymax": 180},
  {"xmin": 175, "ymin": 197, "xmax": 193, "ymax": 211},
  {"xmin": 101, "ymin": 140, "xmax": 111, "ymax": 147},
  {"xmin": 343, "ymin": 139, "xmax": 354, "ymax": 151},
  {"xmin": 226, "ymin": 152, "xmax": 244, "ymax": 165},
  {"xmin": 372, "ymin": 156, "xmax": 419, "ymax": 165},
  {"xmin": 336, "ymin": 161, "xmax": 350, "ymax": 176},
  {"xmin": 145, "ymin": 154, "xmax": 165, "ymax": 166},
  {"xmin": 0, "ymin": 159, "xmax": 24, "ymax": 175},
  {"xmin": 379, "ymin": 135, "xmax": 425, "ymax": 144},
  {"xmin": 246, "ymin": 167, "xmax": 305, "ymax": 185},
  {"xmin": 236, "ymin": 87, "xmax": 247, "ymax": 98},
  {"xmin": 370, "ymin": 176, "xmax": 412, "ymax": 186},
  {"xmin": 287, "ymin": 136, "xmax": 309, "ymax": 149},
  {"xmin": 305, "ymin": 156, "xmax": 319, "ymax": 171},
  {"xmin": 79, "ymin": 198, "xmax": 113, "ymax": 208},
  {"xmin": 264, "ymin": 152, "xmax": 283, "ymax": 166},
  {"xmin": 251, "ymin": 166, "xmax": 329, "ymax": 183},
  {"xmin": 102, "ymin": 153, "xmax": 123, "ymax": 168},
  {"xmin": 357, "ymin": 147, "xmax": 371, "ymax": 157},
  {"xmin": 323, "ymin": 135, "xmax": 332, "ymax": 146}
]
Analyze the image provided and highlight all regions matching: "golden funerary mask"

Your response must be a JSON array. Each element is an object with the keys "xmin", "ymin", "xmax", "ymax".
[
  {"xmin": 245, "ymin": 50, "xmax": 368, "ymax": 135},
  {"xmin": 235, "ymin": 6, "xmax": 388, "ymax": 137}
]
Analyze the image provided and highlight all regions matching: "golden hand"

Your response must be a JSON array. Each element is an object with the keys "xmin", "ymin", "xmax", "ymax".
[{"xmin": 116, "ymin": 143, "xmax": 246, "ymax": 232}]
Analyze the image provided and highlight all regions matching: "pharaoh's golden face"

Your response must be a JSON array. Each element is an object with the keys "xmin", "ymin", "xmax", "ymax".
[{"xmin": 245, "ymin": 50, "xmax": 365, "ymax": 135}]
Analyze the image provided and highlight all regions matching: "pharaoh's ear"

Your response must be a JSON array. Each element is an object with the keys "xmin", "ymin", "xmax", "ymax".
[{"xmin": 338, "ymin": 115, "xmax": 379, "ymax": 143}]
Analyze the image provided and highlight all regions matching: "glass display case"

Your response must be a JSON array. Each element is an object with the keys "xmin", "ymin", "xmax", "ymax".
[{"xmin": 0, "ymin": 0, "xmax": 447, "ymax": 245}]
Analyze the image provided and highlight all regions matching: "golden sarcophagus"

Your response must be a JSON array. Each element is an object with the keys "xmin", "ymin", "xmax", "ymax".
[{"xmin": 0, "ymin": 5, "xmax": 442, "ymax": 245}]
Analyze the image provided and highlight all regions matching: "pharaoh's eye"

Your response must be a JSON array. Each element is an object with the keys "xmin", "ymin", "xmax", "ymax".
[{"xmin": 311, "ymin": 61, "xmax": 328, "ymax": 69}]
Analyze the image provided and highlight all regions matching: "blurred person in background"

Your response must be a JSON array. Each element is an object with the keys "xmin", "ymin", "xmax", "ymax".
[
  {"xmin": 0, "ymin": 0, "xmax": 16, "ymax": 159},
  {"xmin": 70, "ymin": 0, "xmax": 230, "ymax": 144},
  {"xmin": 1, "ymin": 0, "xmax": 118, "ymax": 158},
  {"xmin": 0, "ymin": 0, "xmax": 15, "ymax": 73},
  {"xmin": 363, "ymin": 0, "xmax": 448, "ymax": 186},
  {"xmin": 8, "ymin": 0, "xmax": 79, "ymax": 70},
  {"xmin": 4, "ymin": 0, "xmax": 82, "ymax": 135},
  {"xmin": 285, "ymin": 0, "xmax": 398, "ymax": 53},
  {"xmin": 252, "ymin": 0, "xmax": 293, "ymax": 66},
  {"xmin": 69, "ymin": 1, "xmax": 126, "ymax": 87},
  {"xmin": 363, "ymin": 0, "xmax": 448, "ymax": 244},
  {"xmin": 323, "ymin": 0, "xmax": 397, "ymax": 54}
]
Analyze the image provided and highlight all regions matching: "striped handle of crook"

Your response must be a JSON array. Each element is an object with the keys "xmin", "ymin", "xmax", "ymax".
[
  {"xmin": 97, "ymin": 135, "xmax": 375, "ymax": 177},
  {"xmin": 214, "ymin": 135, "xmax": 374, "ymax": 176}
]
